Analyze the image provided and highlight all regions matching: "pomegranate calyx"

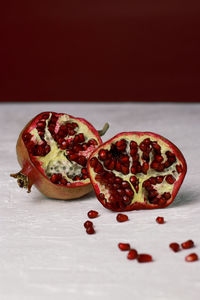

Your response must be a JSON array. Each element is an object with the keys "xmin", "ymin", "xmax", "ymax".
[
  {"xmin": 10, "ymin": 172, "xmax": 32, "ymax": 193},
  {"xmin": 97, "ymin": 122, "xmax": 109, "ymax": 137}
]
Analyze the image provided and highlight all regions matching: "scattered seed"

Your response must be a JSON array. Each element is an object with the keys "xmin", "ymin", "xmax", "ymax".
[
  {"xmin": 87, "ymin": 210, "xmax": 99, "ymax": 219},
  {"xmin": 156, "ymin": 216, "xmax": 165, "ymax": 224},
  {"xmin": 118, "ymin": 243, "xmax": 131, "ymax": 251},
  {"xmin": 116, "ymin": 213, "xmax": 129, "ymax": 223},
  {"xmin": 84, "ymin": 220, "xmax": 93, "ymax": 228},
  {"xmin": 181, "ymin": 240, "xmax": 194, "ymax": 249},
  {"xmin": 185, "ymin": 253, "xmax": 198, "ymax": 262},
  {"xmin": 127, "ymin": 249, "xmax": 138, "ymax": 260},
  {"xmin": 137, "ymin": 254, "xmax": 153, "ymax": 263},
  {"xmin": 86, "ymin": 226, "xmax": 95, "ymax": 234},
  {"xmin": 169, "ymin": 242, "xmax": 180, "ymax": 252}
]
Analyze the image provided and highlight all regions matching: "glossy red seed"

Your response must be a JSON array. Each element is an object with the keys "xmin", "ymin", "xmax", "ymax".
[
  {"xmin": 50, "ymin": 174, "xmax": 58, "ymax": 183},
  {"xmin": 169, "ymin": 242, "xmax": 180, "ymax": 252},
  {"xmin": 86, "ymin": 226, "xmax": 95, "ymax": 234},
  {"xmin": 185, "ymin": 253, "xmax": 198, "ymax": 262},
  {"xmin": 156, "ymin": 216, "xmax": 165, "ymax": 224},
  {"xmin": 156, "ymin": 176, "xmax": 164, "ymax": 183},
  {"xmin": 98, "ymin": 149, "xmax": 107, "ymax": 160},
  {"xmin": 84, "ymin": 220, "xmax": 93, "ymax": 228},
  {"xmin": 87, "ymin": 210, "xmax": 99, "ymax": 219},
  {"xmin": 127, "ymin": 249, "xmax": 138, "ymax": 260},
  {"xmin": 116, "ymin": 213, "xmax": 129, "ymax": 222},
  {"xmin": 181, "ymin": 240, "xmax": 194, "ymax": 249},
  {"xmin": 166, "ymin": 175, "xmax": 176, "ymax": 184},
  {"xmin": 176, "ymin": 164, "xmax": 183, "ymax": 173},
  {"xmin": 118, "ymin": 243, "xmax": 130, "ymax": 251},
  {"xmin": 90, "ymin": 157, "xmax": 98, "ymax": 168},
  {"xmin": 60, "ymin": 178, "xmax": 68, "ymax": 185},
  {"xmin": 137, "ymin": 254, "xmax": 153, "ymax": 263}
]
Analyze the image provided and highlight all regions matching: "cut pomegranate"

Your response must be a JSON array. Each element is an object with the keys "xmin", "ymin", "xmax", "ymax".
[
  {"xmin": 10, "ymin": 112, "xmax": 109, "ymax": 200},
  {"xmin": 88, "ymin": 132, "xmax": 187, "ymax": 211},
  {"xmin": 116, "ymin": 213, "xmax": 129, "ymax": 222},
  {"xmin": 87, "ymin": 210, "xmax": 99, "ymax": 219},
  {"xmin": 118, "ymin": 243, "xmax": 131, "ymax": 251},
  {"xmin": 127, "ymin": 249, "xmax": 138, "ymax": 260},
  {"xmin": 169, "ymin": 243, "xmax": 180, "ymax": 252},
  {"xmin": 137, "ymin": 254, "xmax": 153, "ymax": 263},
  {"xmin": 185, "ymin": 253, "xmax": 198, "ymax": 262},
  {"xmin": 181, "ymin": 240, "xmax": 194, "ymax": 249},
  {"xmin": 156, "ymin": 216, "xmax": 165, "ymax": 224}
]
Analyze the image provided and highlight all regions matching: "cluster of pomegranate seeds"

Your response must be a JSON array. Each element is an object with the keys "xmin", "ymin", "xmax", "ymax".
[
  {"xmin": 169, "ymin": 243, "xmax": 180, "ymax": 252},
  {"xmin": 181, "ymin": 239, "xmax": 194, "ymax": 249},
  {"xmin": 185, "ymin": 253, "xmax": 198, "ymax": 262},
  {"xmin": 156, "ymin": 216, "xmax": 165, "ymax": 224},
  {"xmin": 84, "ymin": 220, "xmax": 95, "ymax": 235},
  {"xmin": 89, "ymin": 133, "xmax": 185, "ymax": 211},
  {"xmin": 116, "ymin": 213, "xmax": 129, "ymax": 222},
  {"xmin": 169, "ymin": 239, "xmax": 198, "ymax": 262},
  {"xmin": 118, "ymin": 243, "xmax": 153, "ymax": 263},
  {"xmin": 87, "ymin": 210, "xmax": 99, "ymax": 219}
]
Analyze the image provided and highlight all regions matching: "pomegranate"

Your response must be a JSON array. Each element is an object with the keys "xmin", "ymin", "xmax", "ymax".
[
  {"xmin": 88, "ymin": 132, "xmax": 187, "ymax": 211},
  {"xmin": 10, "ymin": 112, "xmax": 109, "ymax": 199}
]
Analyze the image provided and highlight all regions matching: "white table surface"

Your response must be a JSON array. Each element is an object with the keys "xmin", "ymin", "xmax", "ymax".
[{"xmin": 1, "ymin": 102, "xmax": 200, "ymax": 300}]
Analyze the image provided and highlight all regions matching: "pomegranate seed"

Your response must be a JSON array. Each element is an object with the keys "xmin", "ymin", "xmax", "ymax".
[
  {"xmin": 169, "ymin": 242, "xmax": 180, "ymax": 252},
  {"xmin": 50, "ymin": 174, "xmax": 59, "ymax": 183},
  {"xmin": 166, "ymin": 175, "xmax": 176, "ymax": 184},
  {"xmin": 122, "ymin": 195, "xmax": 131, "ymax": 205},
  {"xmin": 78, "ymin": 133, "xmax": 85, "ymax": 142},
  {"xmin": 116, "ymin": 213, "xmax": 129, "ymax": 222},
  {"xmin": 185, "ymin": 253, "xmax": 198, "ymax": 262},
  {"xmin": 143, "ymin": 138, "xmax": 151, "ymax": 145},
  {"xmin": 154, "ymin": 155, "xmax": 163, "ymax": 162},
  {"xmin": 90, "ymin": 157, "xmax": 98, "ymax": 168},
  {"xmin": 121, "ymin": 181, "xmax": 130, "ymax": 189},
  {"xmin": 149, "ymin": 177, "xmax": 157, "ymax": 185},
  {"xmin": 98, "ymin": 149, "xmax": 107, "ymax": 161},
  {"xmin": 118, "ymin": 243, "xmax": 130, "ymax": 251},
  {"xmin": 181, "ymin": 240, "xmax": 194, "ymax": 249},
  {"xmin": 125, "ymin": 188, "xmax": 134, "ymax": 198},
  {"xmin": 142, "ymin": 162, "xmax": 149, "ymax": 174},
  {"xmin": 130, "ymin": 176, "xmax": 137, "ymax": 184},
  {"xmin": 84, "ymin": 220, "xmax": 93, "ymax": 228},
  {"xmin": 162, "ymin": 192, "xmax": 171, "ymax": 200},
  {"xmin": 156, "ymin": 216, "xmax": 165, "ymax": 224},
  {"xmin": 86, "ymin": 226, "xmax": 95, "ymax": 234},
  {"xmin": 156, "ymin": 176, "xmax": 164, "ymax": 183},
  {"xmin": 127, "ymin": 249, "xmax": 138, "ymax": 260},
  {"xmin": 37, "ymin": 121, "xmax": 46, "ymax": 129},
  {"xmin": 130, "ymin": 141, "xmax": 138, "ymax": 148},
  {"xmin": 81, "ymin": 168, "xmax": 88, "ymax": 175},
  {"xmin": 137, "ymin": 254, "xmax": 153, "ymax": 263},
  {"xmin": 176, "ymin": 164, "xmax": 183, "ymax": 173},
  {"xmin": 87, "ymin": 210, "xmax": 99, "ymax": 219},
  {"xmin": 121, "ymin": 165, "xmax": 129, "ymax": 175},
  {"xmin": 60, "ymin": 178, "xmax": 68, "ymax": 185}
]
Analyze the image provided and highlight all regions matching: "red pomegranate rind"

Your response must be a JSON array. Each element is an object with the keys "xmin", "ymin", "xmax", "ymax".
[
  {"xmin": 185, "ymin": 253, "xmax": 198, "ymax": 262},
  {"xmin": 11, "ymin": 112, "xmax": 104, "ymax": 200},
  {"xmin": 88, "ymin": 131, "xmax": 187, "ymax": 211}
]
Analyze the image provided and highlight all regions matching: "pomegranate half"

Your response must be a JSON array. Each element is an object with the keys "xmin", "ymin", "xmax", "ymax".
[
  {"xmin": 11, "ymin": 112, "xmax": 109, "ymax": 200},
  {"xmin": 88, "ymin": 132, "xmax": 187, "ymax": 211}
]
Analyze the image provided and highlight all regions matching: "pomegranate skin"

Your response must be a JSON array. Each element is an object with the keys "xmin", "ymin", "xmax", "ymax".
[
  {"xmin": 88, "ymin": 131, "xmax": 187, "ymax": 211},
  {"xmin": 11, "ymin": 112, "xmax": 108, "ymax": 200}
]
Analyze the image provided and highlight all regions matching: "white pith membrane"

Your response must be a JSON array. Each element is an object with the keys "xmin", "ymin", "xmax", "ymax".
[
  {"xmin": 89, "ymin": 134, "xmax": 184, "ymax": 209},
  {"xmin": 23, "ymin": 113, "xmax": 99, "ymax": 185}
]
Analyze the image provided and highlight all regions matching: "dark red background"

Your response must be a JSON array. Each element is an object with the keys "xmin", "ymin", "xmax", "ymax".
[{"xmin": 1, "ymin": 1, "xmax": 200, "ymax": 102}]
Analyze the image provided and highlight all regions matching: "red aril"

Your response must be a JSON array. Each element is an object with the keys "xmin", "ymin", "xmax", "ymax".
[
  {"xmin": 127, "ymin": 249, "xmax": 138, "ymax": 260},
  {"xmin": 181, "ymin": 240, "xmax": 194, "ymax": 249},
  {"xmin": 84, "ymin": 220, "xmax": 93, "ymax": 228},
  {"xmin": 118, "ymin": 243, "xmax": 131, "ymax": 251},
  {"xmin": 86, "ymin": 226, "xmax": 95, "ymax": 234},
  {"xmin": 87, "ymin": 210, "xmax": 99, "ymax": 219},
  {"xmin": 169, "ymin": 243, "xmax": 180, "ymax": 252},
  {"xmin": 156, "ymin": 216, "xmax": 165, "ymax": 224},
  {"xmin": 185, "ymin": 253, "xmax": 198, "ymax": 262},
  {"xmin": 116, "ymin": 213, "xmax": 129, "ymax": 222},
  {"xmin": 137, "ymin": 254, "xmax": 153, "ymax": 263},
  {"xmin": 10, "ymin": 112, "xmax": 109, "ymax": 199},
  {"xmin": 88, "ymin": 132, "xmax": 187, "ymax": 211}
]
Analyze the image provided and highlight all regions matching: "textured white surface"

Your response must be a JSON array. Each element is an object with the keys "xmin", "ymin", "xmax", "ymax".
[{"xmin": 1, "ymin": 102, "xmax": 200, "ymax": 300}]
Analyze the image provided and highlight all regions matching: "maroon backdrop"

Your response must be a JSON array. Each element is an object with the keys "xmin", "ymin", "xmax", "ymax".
[{"xmin": 1, "ymin": 1, "xmax": 200, "ymax": 102}]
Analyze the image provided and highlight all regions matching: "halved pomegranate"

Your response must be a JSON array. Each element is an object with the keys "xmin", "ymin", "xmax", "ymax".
[
  {"xmin": 10, "ymin": 112, "xmax": 109, "ymax": 200},
  {"xmin": 88, "ymin": 132, "xmax": 187, "ymax": 211}
]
